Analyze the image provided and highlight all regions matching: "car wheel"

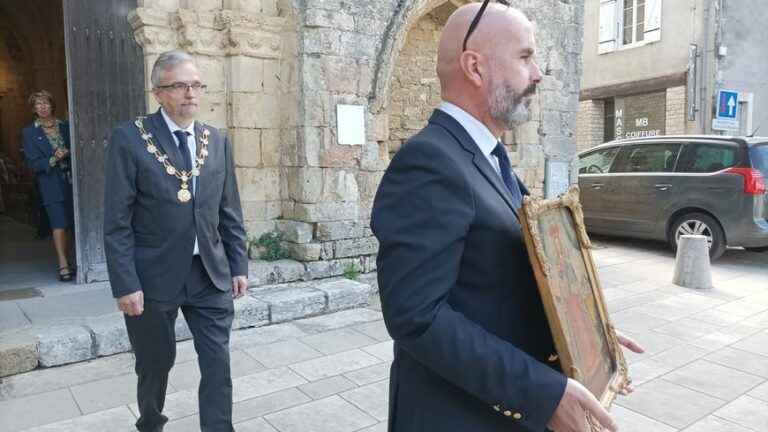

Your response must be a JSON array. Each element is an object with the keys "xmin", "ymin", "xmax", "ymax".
[
  {"xmin": 669, "ymin": 212, "xmax": 726, "ymax": 261},
  {"xmin": 745, "ymin": 246, "xmax": 768, "ymax": 253}
]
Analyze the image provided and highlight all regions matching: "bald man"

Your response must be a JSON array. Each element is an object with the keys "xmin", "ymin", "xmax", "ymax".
[{"xmin": 372, "ymin": 4, "xmax": 640, "ymax": 432}]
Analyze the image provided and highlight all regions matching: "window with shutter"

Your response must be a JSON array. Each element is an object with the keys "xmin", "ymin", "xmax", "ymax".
[
  {"xmin": 600, "ymin": 0, "xmax": 662, "ymax": 53},
  {"xmin": 598, "ymin": 0, "xmax": 618, "ymax": 54}
]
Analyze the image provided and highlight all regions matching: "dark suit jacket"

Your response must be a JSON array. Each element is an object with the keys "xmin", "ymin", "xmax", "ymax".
[
  {"xmin": 22, "ymin": 121, "xmax": 71, "ymax": 205},
  {"xmin": 103, "ymin": 110, "xmax": 248, "ymax": 301},
  {"xmin": 371, "ymin": 110, "xmax": 567, "ymax": 432}
]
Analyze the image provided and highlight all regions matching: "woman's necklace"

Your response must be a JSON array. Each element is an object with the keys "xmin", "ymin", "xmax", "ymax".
[{"xmin": 134, "ymin": 117, "xmax": 210, "ymax": 203}]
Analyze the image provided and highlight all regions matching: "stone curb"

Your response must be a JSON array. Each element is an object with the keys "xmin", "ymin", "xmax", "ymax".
[{"xmin": 0, "ymin": 276, "xmax": 375, "ymax": 377}]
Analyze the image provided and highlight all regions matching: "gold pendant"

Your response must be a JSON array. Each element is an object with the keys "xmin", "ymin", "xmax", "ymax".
[{"xmin": 178, "ymin": 188, "xmax": 192, "ymax": 203}]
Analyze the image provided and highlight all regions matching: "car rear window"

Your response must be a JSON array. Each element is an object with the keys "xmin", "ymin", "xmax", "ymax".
[
  {"xmin": 751, "ymin": 144, "xmax": 768, "ymax": 176},
  {"xmin": 678, "ymin": 144, "xmax": 737, "ymax": 173}
]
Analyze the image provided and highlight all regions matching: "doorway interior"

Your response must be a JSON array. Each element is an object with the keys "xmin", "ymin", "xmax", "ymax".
[{"xmin": 0, "ymin": 0, "xmax": 71, "ymax": 293}]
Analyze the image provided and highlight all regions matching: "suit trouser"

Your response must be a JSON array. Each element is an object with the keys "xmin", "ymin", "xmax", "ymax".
[{"xmin": 124, "ymin": 256, "xmax": 235, "ymax": 432}]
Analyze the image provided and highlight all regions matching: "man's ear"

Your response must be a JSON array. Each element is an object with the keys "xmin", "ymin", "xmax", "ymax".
[{"xmin": 459, "ymin": 51, "xmax": 485, "ymax": 89}]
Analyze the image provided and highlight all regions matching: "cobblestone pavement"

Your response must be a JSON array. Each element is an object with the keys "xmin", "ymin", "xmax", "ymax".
[{"xmin": 1, "ymin": 238, "xmax": 767, "ymax": 431}]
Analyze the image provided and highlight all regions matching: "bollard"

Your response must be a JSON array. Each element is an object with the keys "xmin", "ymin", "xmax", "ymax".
[{"xmin": 672, "ymin": 235, "xmax": 713, "ymax": 289}]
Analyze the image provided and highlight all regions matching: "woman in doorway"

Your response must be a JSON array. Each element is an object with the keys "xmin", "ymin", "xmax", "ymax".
[{"xmin": 22, "ymin": 90, "xmax": 75, "ymax": 282}]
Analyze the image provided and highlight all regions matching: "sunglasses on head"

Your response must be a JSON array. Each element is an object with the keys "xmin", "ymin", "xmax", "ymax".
[{"xmin": 462, "ymin": 0, "xmax": 511, "ymax": 52}]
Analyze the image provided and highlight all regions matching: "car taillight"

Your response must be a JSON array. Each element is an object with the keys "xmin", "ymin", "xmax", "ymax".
[{"xmin": 724, "ymin": 167, "xmax": 767, "ymax": 195}]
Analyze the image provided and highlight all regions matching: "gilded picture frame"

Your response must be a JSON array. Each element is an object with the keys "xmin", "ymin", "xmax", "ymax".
[{"xmin": 519, "ymin": 186, "xmax": 628, "ymax": 429}]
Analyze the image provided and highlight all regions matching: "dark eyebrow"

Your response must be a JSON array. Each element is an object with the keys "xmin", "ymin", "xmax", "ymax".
[{"xmin": 520, "ymin": 48, "xmax": 535, "ymax": 56}]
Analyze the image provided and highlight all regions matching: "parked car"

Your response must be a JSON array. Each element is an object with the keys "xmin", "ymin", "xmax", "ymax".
[{"xmin": 577, "ymin": 135, "xmax": 768, "ymax": 260}]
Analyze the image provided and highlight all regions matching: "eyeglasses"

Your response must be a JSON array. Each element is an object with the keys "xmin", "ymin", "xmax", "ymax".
[
  {"xmin": 462, "ymin": 0, "xmax": 510, "ymax": 52},
  {"xmin": 156, "ymin": 82, "xmax": 208, "ymax": 93}
]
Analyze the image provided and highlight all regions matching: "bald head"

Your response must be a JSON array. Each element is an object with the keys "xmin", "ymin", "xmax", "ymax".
[{"xmin": 436, "ymin": 3, "xmax": 541, "ymax": 136}]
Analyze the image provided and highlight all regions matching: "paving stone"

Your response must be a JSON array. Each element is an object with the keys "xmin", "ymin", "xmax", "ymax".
[
  {"xmin": 293, "ymin": 308, "xmax": 382, "ymax": 334},
  {"xmin": 681, "ymin": 415, "xmax": 755, "ymax": 432},
  {"xmin": 314, "ymin": 279, "xmax": 373, "ymax": 312},
  {"xmin": 21, "ymin": 406, "xmax": 136, "ymax": 432},
  {"xmin": 0, "ymin": 388, "xmax": 80, "ymax": 431},
  {"xmin": 70, "ymin": 373, "xmax": 137, "ymax": 414},
  {"xmin": 234, "ymin": 296, "xmax": 270, "ymax": 329},
  {"xmin": 231, "ymin": 323, "xmax": 308, "ymax": 350},
  {"xmin": 264, "ymin": 395, "xmax": 377, "ymax": 432},
  {"xmin": 129, "ymin": 389, "xmax": 198, "ymax": 421},
  {"xmin": 301, "ymin": 328, "xmax": 378, "ymax": 355},
  {"xmin": 87, "ymin": 313, "xmax": 130, "ymax": 357},
  {"xmin": 290, "ymin": 349, "xmax": 381, "ymax": 381},
  {"xmin": 713, "ymin": 395, "xmax": 768, "ymax": 431},
  {"xmin": 689, "ymin": 324, "xmax": 764, "ymax": 351},
  {"xmin": 617, "ymin": 379, "xmax": 726, "ymax": 429},
  {"xmin": 235, "ymin": 417, "xmax": 279, "ymax": 432},
  {"xmin": 611, "ymin": 405, "xmax": 677, "ymax": 432},
  {"xmin": 243, "ymin": 339, "xmax": 323, "ymax": 368},
  {"xmin": 340, "ymin": 380, "xmax": 389, "ymax": 421},
  {"xmin": 620, "ymin": 330, "xmax": 687, "ymax": 364},
  {"xmin": 357, "ymin": 422, "xmax": 388, "ymax": 432},
  {"xmin": 349, "ymin": 322, "xmax": 388, "ymax": 344},
  {"xmin": 174, "ymin": 315, "xmax": 192, "ymax": 341},
  {"xmin": 232, "ymin": 367, "xmax": 308, "ymax": 402},
  {"xmin": 0, "ymin": 330, "xmax": 37, "ymax": 377},
  {"xmin": 248, "ymin": 260, "xmax": 306, "ymax": 287},
  {"xmin": 362, "ymin": 340, "xmax": 393, "ymax": 362},
  {"xmin": 304, "ymin": 258, "xmax": 361, "ymax": 280},
  {"xmin": 299, "ymin": 375, "xmax": 357, "ymax": 400},
  {"xmin": 343, "ymin": 362, "xmax": 391, "ymax": 386},
  {"xmin": 233, "ymin": 388, "xmax": 311, "ymax": 423},
  {"xmin": 730, "ymin": 329, "xmax": 768, "ymax": 357},
  {"xmin": 169, "ymin": 349, "xmax": 264, "ymax": 391},
  {"xmin": 705, "ymin": 346, "xmax": 768, "ymax": 378},
  {"xmin": 748, "ymin": 380, "xmax": 768, "ymax": 403},
  {"xmin": 36, "ymin": 325, "xmax": 94, "ymax": 367},
  {"xmin": 163, "ymin": 414, "xmax": 199, "ymax": 432},
  {"xmin": 662, "ymin": 359, "xmax": 765, "ymax": 401},
  {"xmin": 251, "ymin": 286, "xmax": 326, "ymax": 323},
  {"xmin": 652, "ymin": 318, "xmax": 722, "ymax": 343}
]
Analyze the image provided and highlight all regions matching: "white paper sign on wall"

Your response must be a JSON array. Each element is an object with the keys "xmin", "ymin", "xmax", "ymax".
[{"xmin": 337, "ymin": 104, "xmax": 366, "ymax": 145}]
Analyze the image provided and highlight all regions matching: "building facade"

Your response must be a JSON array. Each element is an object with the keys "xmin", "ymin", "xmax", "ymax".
[{"xmin": 576, "ymin": 0, "xmax": 767, "ymax": 152}]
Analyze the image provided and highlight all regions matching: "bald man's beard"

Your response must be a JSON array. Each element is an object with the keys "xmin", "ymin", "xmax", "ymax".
[{"xmin": 489, "ymin": 82, "xmax": 536, "ymax": 130}]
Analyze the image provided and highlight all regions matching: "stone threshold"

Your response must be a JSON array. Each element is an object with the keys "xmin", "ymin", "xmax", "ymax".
[{"xmin": 0, "ymin": 276, "xmax": 376, "ymax": 378}]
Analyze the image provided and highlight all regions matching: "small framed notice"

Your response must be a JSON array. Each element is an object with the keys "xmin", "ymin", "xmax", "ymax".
[{"xmin": 337, "ymin": 104, "xmax": 366, "ymax": 145}]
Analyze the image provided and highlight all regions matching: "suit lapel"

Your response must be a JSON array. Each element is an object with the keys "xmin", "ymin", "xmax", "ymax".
[
  {"xmin": 428, "ymin": 110, "xmax": 520, "ymax": 220},
  {"xmin": 147, "ymin": 110, "xmax": 184, "ymax": 170}
]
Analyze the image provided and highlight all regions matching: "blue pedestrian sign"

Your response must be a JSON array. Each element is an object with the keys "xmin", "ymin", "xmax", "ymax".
[{"xmin": 713, "ymin": 89, "xmax": 740, "ymax": 131}]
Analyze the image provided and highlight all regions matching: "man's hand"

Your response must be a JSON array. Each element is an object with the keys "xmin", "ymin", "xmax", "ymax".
[
  {"xmin": 232, "ymin": 275, "xmax": 248, "ymax": 298},
  {"xmin": 547, "ymin": 378, "xmax": 618, "ymax": 432},
  {"xmin": 615, "ymin": 330, "xmax": 644, "ymax": 395},
  {"xmin": 117, "ymin": 291, "xmax": 144, "ymax": 316}
]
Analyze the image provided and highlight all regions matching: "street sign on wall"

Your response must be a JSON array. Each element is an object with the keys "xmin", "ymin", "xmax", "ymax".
[{"xmin": 713, "ymin": 89, "xmax": 739, "ymax": 131}]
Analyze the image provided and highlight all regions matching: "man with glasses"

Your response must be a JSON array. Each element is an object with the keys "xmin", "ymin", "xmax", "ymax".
[
  {"xmin": 372, "ymin": 3, "xmax": 641, "ymax": 432},
  {"xmin": 104, "ymin": 50, "xmax": 248, "ymax": 432}
]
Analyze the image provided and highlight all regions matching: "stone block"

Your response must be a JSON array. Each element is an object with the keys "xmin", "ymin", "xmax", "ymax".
[
  {"xmin": 0, "ymin": 331, "xmax": 38, "ymax": 377},
  {"xmin": 246, "ymin": 221, "xmax": 277, "ymax": 240},
  {"xmin": 231, "ymin": 93, "xmax": 281, "ymax": 129},
  {"xmin": 242, "ymin": 200, "xmax": 281, "ymax": 221},
  {"xmin": 196, "ymin": 55, "xmax": 225, "ymax": 92},
  {"xmin": 305, "ymin": 9, "xmax": 355, "ymax": 31},
  {"xmin": 248, "ymin": 259, "xmax": 306, "ymax": 286},
  {"xmin": 36, "ymin": 325, "xmax": 93, "ymax": 367},
  {"xmin": 362, "ymin": 255, "xmax": 377, "ymax": 272},
  {"xmin": 335, "ymin": 236, "xmax": 379, "ymax": 258},
  {"xmin": 303, "ymin": 257, "xmax": 361, "ymax": 280},
  {"xmin": 190, "ymin": 0, "xmax": 222, "ymax": 10},
  {"xmin": 261, "ymin": 129, "xmax": 281, "ymax": 166},
  {"xmin": 322, "ymin": 169, "xmax": 359, "ymax": 202},
  {"xmin": 339, "ymin": 31, "xmax": 378, "ymax": 59},
  {"xmin": 369, "ymin": 114, "xmax": 389, "ymax": 142},
  {"xmin": 293, "ymin": 202, "xmax": 359, "ymax": 222},
  {"xmin": 223, "ymin": 0, "xmax": 262, "ymax": 13},
  {"xmin": 276, "ymin": 220, "xmax": 314, "ymax": 244},
  {"xmin": 197, "ymin": 91, "xmax": 227, "ymax": 128},
  {"xmin": 302, "ymin": 28, "xmax": 341, "ymax": 55},
  {"xmin": 357, "ymin": 168, "xmax": 385, "ymax": 200},
  {"xmin": 316, "ymin": 221, "xmax": 364, "ymax": 241},
  {"xmin": 324, "ymin": 56, "xmax": 360, "ymax": 93},
  {"xmin": 88, "ymin": 314, "xmax": 131, "ymax": 357},
  {"xmin": 288, "ymin": 242, "xmax": 323, "ymax": 261},
  {"xmin": 263, "ymin": 59, "xmax": 281, "ymax": 95},
  {"xmin": 139, "ymin": 0, "xmax": 179, "ymax": 11},
  {"xmin": 237, "ymin": 167, "xmax": 281, "ymax": 201},
  {"xmin": 230, "ymin": 128, "xmax": 262, "ymax": 167},
  {"xmin": 303, "ymin": 91, "xmax": 329, "ymax": 127},
  {"xmin": 233, "ymin": 296, "xmax": 270, "ymax": 329},
  {"xmin": 286, "ymin": 167, "xmax": 324, "ymax": 203},
  {"xmin": 315, "ymin": 279, "xmax": 373, "ymax": 311},
  {"xmin": 321, "ymin": 241, "xmax": 335, "ymax": 260},
  {"xmin": 251, "ymin": 287, "xmax": 327, "ymax": 323},
  {"xmin": 229, "ymin": 56, "xmax": 264, "ymax": 93}
]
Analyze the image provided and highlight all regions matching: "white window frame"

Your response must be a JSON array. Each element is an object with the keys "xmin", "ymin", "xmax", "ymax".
[
  {"xmin": 620, "ymin": 0, "xmax": 646, "ymax": 48},
  {"xmin": 599, "ymin": 0, "xmax": 662, "ymax": 54}
]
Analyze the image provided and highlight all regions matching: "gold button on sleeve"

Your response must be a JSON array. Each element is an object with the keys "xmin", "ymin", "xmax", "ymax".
[
  {"xmin": 503, "ymin": 410, "xmax": 512, "ymax": 417},
  {"xmin": 513, "ymin": 412, "xmax": 522, "ymax": 420}
]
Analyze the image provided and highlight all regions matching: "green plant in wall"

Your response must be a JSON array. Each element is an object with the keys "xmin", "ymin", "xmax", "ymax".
[
  {"xmin": 342, "ymin": 262, "xmax": 362, "ymax": 281},
  {"xmin": 249, "ymin": 231, "xmax": 290, "ymax": 261}
]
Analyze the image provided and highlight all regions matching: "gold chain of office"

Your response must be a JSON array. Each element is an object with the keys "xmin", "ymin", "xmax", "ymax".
[{"xmin": 134, "ymin": 116, "xmax": 210, "ymax": 203}]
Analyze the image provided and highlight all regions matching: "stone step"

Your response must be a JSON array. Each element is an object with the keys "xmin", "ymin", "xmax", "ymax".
[{"xmin": 0, "ymin": 276, "xmax": 376, "ymax": 378}]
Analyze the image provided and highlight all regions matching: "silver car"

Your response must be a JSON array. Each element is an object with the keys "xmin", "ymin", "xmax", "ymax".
[{"xmin": 577, "ymin": 135, "xmax": 768, "ymax": 260}]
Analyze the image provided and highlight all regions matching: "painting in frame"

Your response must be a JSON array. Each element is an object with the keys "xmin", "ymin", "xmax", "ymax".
[{"xmin": 519, "ymin": 186, "xmax": 629, "ymax": 430}]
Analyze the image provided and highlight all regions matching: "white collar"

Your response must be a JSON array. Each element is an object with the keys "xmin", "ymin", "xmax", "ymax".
[
  {"xmin": 437, "ymin": 101, "xmax": 499, "ymax": 157},
  {"xmin": 160, "ymin": 108, "xmax": 195, "ymax": 137}
]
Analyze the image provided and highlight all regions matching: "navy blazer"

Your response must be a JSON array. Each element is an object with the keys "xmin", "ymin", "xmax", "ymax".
[
  {"xmin": 103, "ymin": 110, "xmax": 248, "ymax": 301},
  {"xmin": 22, "ymin": 121, "xmax": 71, "ymax": 205},
  {"xmin": 371, "ymin": 110, "xmax": 566, "ymax": 432}
]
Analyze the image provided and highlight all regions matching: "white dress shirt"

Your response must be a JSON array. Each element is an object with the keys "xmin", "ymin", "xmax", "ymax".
[
  {"xmin": 437, "ymin": 101, "xmax": 503, "ymax": 176},
  {"xmin": 161, "ymin": 108, "xmax": 199, "ymax": 255}
]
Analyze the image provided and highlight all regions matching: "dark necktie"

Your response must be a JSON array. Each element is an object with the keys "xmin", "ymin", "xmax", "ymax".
[
  {"xmin": 491, "ymin": 142, "xmax": 523, "ymax": 209},
  {"xmin": 173, "ymin": 130, "xmax": 193, "ymax": 173}
]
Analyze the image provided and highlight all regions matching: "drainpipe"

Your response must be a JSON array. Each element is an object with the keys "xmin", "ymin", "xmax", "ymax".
[{"xmin": 700, "ymin": 0, "xmax": 711, "ymax": 133}]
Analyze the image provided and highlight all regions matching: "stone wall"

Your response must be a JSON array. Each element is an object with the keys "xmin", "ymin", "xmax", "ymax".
[
  {"xmin": 575, "ymin": 99, "xmax": 605, "ymax": 152},
  {"xmin": 665, "ymin": 85, "xmax": 687, "ymax": 135}
]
